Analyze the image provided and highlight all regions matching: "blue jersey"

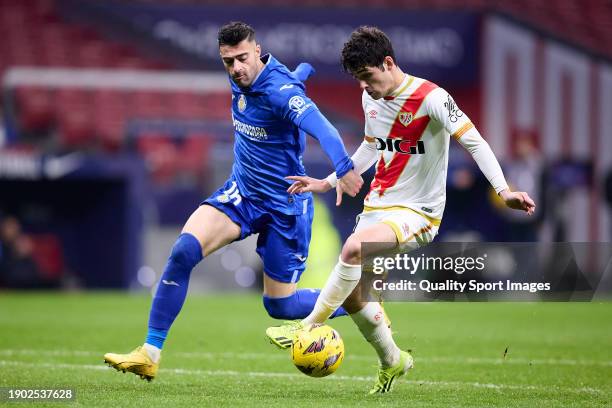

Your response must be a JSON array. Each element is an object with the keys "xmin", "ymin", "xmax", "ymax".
[{"xmin": 229, "ymin": 54, "xmax": 349, "ymax": 216}]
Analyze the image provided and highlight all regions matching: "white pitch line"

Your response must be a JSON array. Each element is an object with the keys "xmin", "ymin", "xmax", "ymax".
[
  {"xmin": 1, "ymin": 349, "xmax": 611, "ymax": 368},
  {"xmin": 423, "ymin": 356, "xmax": 612, "ymax": 368},
  {"xmin": 0, "ymin": 360, "xmax": 604, "ymax": 395}
]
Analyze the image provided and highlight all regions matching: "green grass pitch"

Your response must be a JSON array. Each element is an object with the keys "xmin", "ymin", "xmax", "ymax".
[{"xmin": 0, "ymin": 293, "xmax": 610, "ymax": 407}]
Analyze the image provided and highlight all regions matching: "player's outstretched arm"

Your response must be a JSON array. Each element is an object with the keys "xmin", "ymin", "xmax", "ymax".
[
  {"xmin": 271, "ymin": 83, "xmax": 365, "ymax": 198},
  {"xmin": 425, "ymin": 88, "xmax": 536, "ymax": 216}
]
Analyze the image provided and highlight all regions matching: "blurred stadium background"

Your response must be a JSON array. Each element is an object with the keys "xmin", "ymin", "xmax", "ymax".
[{"xmin": 0, "ymin": 0, "xmax": 611, "ymax": 293}]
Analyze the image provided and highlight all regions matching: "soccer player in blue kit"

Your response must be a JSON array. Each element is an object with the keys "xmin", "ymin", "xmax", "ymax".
[{"xmin": 104, "ymin": 21, "xmax": 363, "ymax": 380}]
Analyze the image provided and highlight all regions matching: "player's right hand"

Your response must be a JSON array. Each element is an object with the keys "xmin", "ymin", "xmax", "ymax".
[{"xmin": 286, "ymin": 176, "xmax": 333, "ymax": 194}]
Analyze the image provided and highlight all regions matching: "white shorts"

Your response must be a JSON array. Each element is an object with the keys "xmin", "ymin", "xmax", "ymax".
[{"xmin": 355, "ymin": 206, "xmax": 440, "ymax": 249}]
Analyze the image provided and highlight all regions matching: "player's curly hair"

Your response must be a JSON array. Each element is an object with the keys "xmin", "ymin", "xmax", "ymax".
[
  {"xmin": 341, "ymin": 26, "xmax": 396, "ymax": 74},
  {"xmin": 218, "ymin": 21, "xmax": 256, "ymax": 47}
]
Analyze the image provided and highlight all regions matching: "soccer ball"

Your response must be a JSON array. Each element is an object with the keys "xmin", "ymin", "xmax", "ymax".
[{"xmin": 291, "ymin": 323, "xmax": 344, "ymax": 378}]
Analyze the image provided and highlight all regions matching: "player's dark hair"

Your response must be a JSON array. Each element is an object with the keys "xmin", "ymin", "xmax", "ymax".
[
  {"xmin": 341, "ymin": 26, "xmax": 396, "ymax": 74},
  {"xmin": 218, "ymin": 21, "xmax": 256, "ymax": 47}
]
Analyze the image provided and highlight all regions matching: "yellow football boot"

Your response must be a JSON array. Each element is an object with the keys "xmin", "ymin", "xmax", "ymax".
[
  {"xmin": 369, "ymin": 350, "xmax": 413, "ymax": 394},
  {"xmin": 265, "ymin": 320, "xmax": 304, "ymax": 349},
  {"xmin": 103, "ymin": 346, "xmax": 158, "ymax": 381}
]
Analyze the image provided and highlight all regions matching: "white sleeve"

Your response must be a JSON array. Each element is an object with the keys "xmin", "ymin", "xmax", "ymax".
[
  {"xmin": 425, "ymin": 87, "xmax": 508, "ymax": 194},
  {"xmin": 325, "ymin": 138, "xmax": 378, "ymax": 188},
  {"xmin": 426, "ymin": 87, "xmax": 474, "ymax": 136},
  {"xmin": 457, "ymin": 127, "xmax": 509, "ymax": 194}
]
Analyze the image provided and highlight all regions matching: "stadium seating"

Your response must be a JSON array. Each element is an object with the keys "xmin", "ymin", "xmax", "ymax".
[
  {"xmin": 0, "ymin": 0, "xmax": 170, "ymax": 73},
  {"xmin": 136, "ymin": 133, "xmax": 213, "ymax": 185},
  {"xmin": 1, "ymin": 0, "xmax": 196, "ymax": 167},
  {"xmin": 14, "ymin": 86, "xmax": 55, "ymax": 133}
]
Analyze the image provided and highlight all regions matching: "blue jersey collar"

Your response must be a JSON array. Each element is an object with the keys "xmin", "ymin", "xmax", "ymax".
[{"xmin": 250, "ymin": 53, "xmax": 273, "ymax": 88}]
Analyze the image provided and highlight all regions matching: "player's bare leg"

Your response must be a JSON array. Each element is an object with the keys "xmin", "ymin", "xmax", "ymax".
[
  {"xmin": 263, "ymin": 274, "xmax": 297, "ymax": 298},
  {"xmin": 104, "ymin": 205, "xmax": 241, "ymax": 380},
  {"xmin": 182, "ymin": 204, "xmax": 241, "ymax": 257}
]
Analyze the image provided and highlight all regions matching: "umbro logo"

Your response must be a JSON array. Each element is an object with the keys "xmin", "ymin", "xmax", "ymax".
[{"xmin": 368, "ymin": 109, "xmax": 378, "ymax": 119}]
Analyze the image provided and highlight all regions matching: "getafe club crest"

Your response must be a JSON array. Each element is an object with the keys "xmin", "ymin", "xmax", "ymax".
[
  {"xmin": 237, "ymin": 94, "xmax": 247, "ymax": 112},
  {"xmin": 398, "ymin": 111, "xmax": 413, "ymax": 127}
]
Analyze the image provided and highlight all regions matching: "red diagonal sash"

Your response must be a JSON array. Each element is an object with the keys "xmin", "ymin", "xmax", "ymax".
[{"xmin": 369, "ymin": 81, "xmax": 438, "ymax": 196}]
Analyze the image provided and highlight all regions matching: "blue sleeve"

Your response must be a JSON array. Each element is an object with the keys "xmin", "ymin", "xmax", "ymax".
[
  {"xmin": 290, "ymin": 62, "xmax": 315, "ymax": 83},
  {"xmin": 269, "ymin": 86, "xmax": 353, "ymax": 178},
  {"xmin": 269, "ymin": 85, "xmax": 317, "ymax": 126},
  {"xmin": 298, "ymin": 109, "xmax": 353, "ymax": 178}
]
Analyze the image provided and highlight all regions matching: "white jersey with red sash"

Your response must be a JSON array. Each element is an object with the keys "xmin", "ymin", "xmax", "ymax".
[{"xmin": 362, "ymin": 75, "xmax": 475, "ymax": 221}]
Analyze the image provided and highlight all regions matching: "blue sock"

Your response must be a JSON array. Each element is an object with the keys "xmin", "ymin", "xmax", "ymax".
[
  {"xmin": 145, "ymin": 233, "xmax": 203, "ymax": 349},
  {"xmin": 262, "ymin": 288, "xmax": 348, "ymax": 320}
]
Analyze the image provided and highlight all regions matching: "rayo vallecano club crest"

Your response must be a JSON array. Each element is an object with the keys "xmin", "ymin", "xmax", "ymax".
[
  {"xmin": 398, "ymin": 111, "xmax": 413, "ymax": 127},
  {"xmin": 237, "ymin": 94, "xmax": 247, "ymax": 112}
]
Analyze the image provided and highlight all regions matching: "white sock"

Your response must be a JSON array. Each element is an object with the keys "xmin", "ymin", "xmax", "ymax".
[
  {"xmin": 143, "ymin": 343, "xmax": 161, "ymax": 363},
  {"xmin": 302, "ymin": 259, "xmax": 361, "ymax": 326},
  {"xmin": 350, "ymin": 302, "xmax": 400, "ymax": 368}
]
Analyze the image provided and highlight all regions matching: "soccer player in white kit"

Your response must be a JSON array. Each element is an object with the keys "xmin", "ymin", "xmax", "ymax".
[{"xmin": 267, "ymin": 26, "xmax": 536, "ymax": 394}]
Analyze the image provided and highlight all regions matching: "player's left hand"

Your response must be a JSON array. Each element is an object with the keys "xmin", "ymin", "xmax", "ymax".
[
  {"xmin": 499, "ymin": 189, "xmax": 536, "ymax": 215},
  {"xmin": 337, "ymin": 169, "xmax": 363, "ymax": 197}
]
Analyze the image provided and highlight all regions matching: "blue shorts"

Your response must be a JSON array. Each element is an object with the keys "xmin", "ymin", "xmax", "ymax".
[{"xmin": 202, "ymin": 177, "xmax": 314, "ymax": 284}]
